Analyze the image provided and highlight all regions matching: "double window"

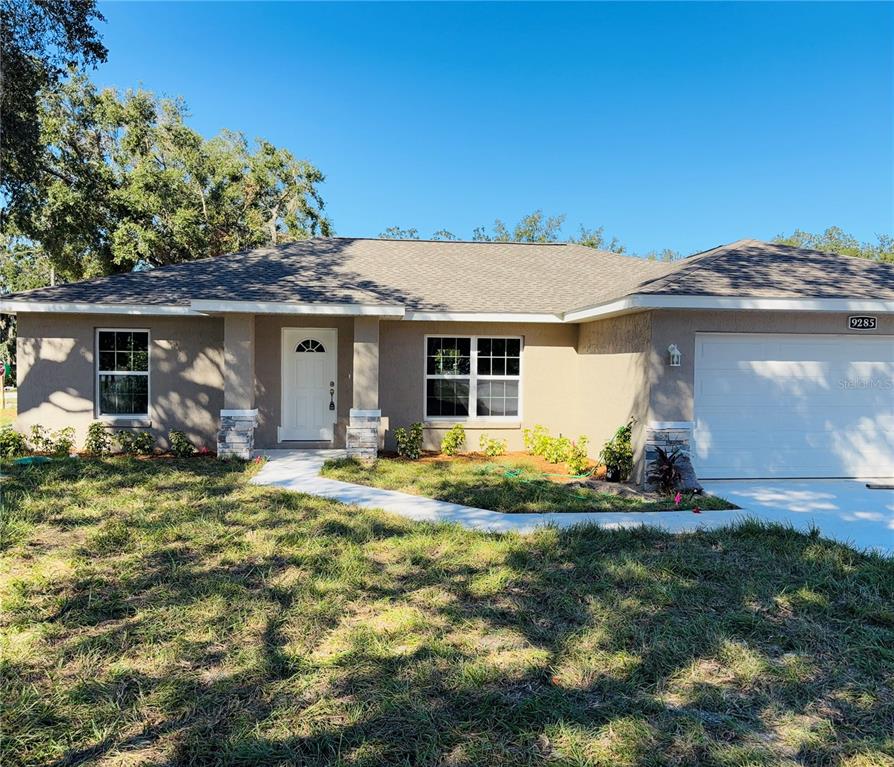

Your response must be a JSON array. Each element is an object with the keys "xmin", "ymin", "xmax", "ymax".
[
  {"xmin": 424, "ymin": 336, "xmax": 521, "ymax": 420},
  {"xmin": 96, "ymin": 329, "xmax": 150, "ymax": 417}
]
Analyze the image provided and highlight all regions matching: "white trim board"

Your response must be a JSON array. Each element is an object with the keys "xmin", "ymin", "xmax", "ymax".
[
  {"xmin": 563, "ymin": 295, "xmax": 894, "ymax": 323},
  {"xmin": 190, "ymin": 300, "xmax": 405, "ymax": 317},
  {"xmin": 2, "ymin": 300, "xmax": 198, "ymax": 316},
  {"xmin": 6, "ymin": 294, "xmax": 892, "ymax": 322},
  {"xmin": 405, "ymin": 311, "xmax": 563, "ymax": 323}
]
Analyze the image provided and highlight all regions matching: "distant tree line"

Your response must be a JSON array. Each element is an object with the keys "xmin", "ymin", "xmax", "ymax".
[{"xmin": 381, "ymin": 216, "xmax": 894, "ymax": 264}]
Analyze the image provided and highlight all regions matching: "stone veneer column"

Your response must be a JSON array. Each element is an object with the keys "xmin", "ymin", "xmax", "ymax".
[
  {"xmin": 217, "ymin": 409, "xmax": 259, "ymax": 459},
  {"xmin": 644, "ymin": 421, "xmax": 693, "ymax": 486},
  {"xmin": 218, "ymin": 314, "xmax": 257, "ymax": 459},
  {"xmin": 346, "ymin": 409, "xmax": 381, "ymax": 461},
  {"xmin": 347, "ymin": 317, "xmax": 381, "ymax": 460}
]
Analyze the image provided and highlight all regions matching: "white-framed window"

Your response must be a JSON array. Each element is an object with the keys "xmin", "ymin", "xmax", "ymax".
[
  {"xmin": 424, "ymin": 335, "xmax": 522, "ymax": 420},
  {"xmin": 95, "ymin": 329, "xmax": 150, "ymax": 417}
]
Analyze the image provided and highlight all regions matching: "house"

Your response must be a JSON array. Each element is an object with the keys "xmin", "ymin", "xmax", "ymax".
[{"xmin": 3, "ymin": 237, "xmax": 893, "ymax": 481}]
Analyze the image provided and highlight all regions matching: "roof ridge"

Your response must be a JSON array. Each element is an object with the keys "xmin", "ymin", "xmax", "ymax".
[
  {"xmin": 326, "ymin": 236, "xmax": 570, "ymax": 246},
  {"xmin": 640, "ymin": 240, "xmax": 741, "ymax": 294}
]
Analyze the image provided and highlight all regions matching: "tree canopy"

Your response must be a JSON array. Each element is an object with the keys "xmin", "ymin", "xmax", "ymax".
[
  {"xmin": 1, "ymin": 0, "xmax": 107, "ymax": 207},
  {"xmin": 774, "ymin": 226, "xmax": 893, "ymax": 263},
  {"xmin": 3, "ymin": 75, "xmax": 331, "ymax": 284},
  {"xmin": 380, "ymin": 210, "xmax": 627, "ymax": 252}
]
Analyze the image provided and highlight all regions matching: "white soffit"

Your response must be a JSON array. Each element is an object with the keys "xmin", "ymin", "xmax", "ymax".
[{"xmin": 562, "ymin": 295, "xmax": 894, "ymax": 323}]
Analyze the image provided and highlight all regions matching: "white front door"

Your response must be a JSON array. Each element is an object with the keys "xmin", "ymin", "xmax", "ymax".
[
  {"xmin": 279, "ymin": 328, "xmax": 337, "ymax": 441},
  {"xmin": 694, "ymin": 333, "xmax": 894, "ymax": 479}
]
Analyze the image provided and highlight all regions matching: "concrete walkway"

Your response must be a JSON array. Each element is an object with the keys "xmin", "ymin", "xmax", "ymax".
[{"xmin": 251, "ymin": 451, "xmax": 893, "ymax": 555}]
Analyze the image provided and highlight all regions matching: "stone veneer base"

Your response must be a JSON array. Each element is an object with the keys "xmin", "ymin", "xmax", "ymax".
[
  {"xmin": 217, "ymin": 409, "xmax": 258, "ymax": 460},
  {"xmin": 347, "ymin": 409, "xmax": 381, "ymax": 461}
]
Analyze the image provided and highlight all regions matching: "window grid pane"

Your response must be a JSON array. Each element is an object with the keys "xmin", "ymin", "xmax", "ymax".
[
  {"xmin": 427, "ymin": 336, "xmax": 471, "ymax": 375},
  {"xmin": 97, "ymin": 330, "xmax": 150, "ymax": 415},
  {"xmin": 476, "ymin": 336, "xmax": 521, "ymax": 378},
  {"xmin": 425, "ymin": 336, "xmax": 520, "ymax": 420},
  {"xmin": 99, "ymin": 374, "xmax": 148, "ymax": 415},
  {"xmin": 475, "ymin": 380, "xmax": 519, "ymax": 418},
  {"xmin": 98, "ymin": 331, "xmax": 149, "ymax": 372},
  {"xmin": 426, "ymin": 379, "xmax": 469, "ymax": 417}
]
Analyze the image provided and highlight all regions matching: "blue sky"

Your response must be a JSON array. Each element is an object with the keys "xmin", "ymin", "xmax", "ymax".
[{"xmin": 94, "ymin": 1, "xmax": 892, "ymax": 256}]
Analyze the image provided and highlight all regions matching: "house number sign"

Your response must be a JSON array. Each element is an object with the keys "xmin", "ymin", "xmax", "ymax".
[{"xmin": 848, "ymin": 316, "xmax": 877, "ymax": 331}]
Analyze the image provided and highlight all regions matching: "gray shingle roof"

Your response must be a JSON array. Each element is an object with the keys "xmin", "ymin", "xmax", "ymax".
[
  {"xmin": 635, "ymin": 239, "xmax": 894, "ymax": 300},
  {"xmin": 3, "ymin": 238, "xmax": 668, "ymax": 313},
  {"xmin": 5, "ymin": 237, "xmax": 893, "ymax": 314}
]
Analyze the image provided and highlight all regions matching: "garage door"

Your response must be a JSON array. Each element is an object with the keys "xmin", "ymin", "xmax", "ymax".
[{"xmin": 694, "ymin": 333, "xmax": 894, "ymax": 479}]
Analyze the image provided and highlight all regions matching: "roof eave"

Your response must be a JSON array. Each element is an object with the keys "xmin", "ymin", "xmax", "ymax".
[{"xmin": 562, "ymin": 294, "xmax": 894, "ymax": 322}]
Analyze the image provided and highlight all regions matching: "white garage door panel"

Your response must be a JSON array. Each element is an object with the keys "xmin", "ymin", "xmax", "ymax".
[{"xmin": 694, "ymin": 334, "xmax": 894, "ymax": 479}]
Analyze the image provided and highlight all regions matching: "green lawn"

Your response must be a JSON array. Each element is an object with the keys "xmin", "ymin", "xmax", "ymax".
[
  {"xmin": 2, "ymin": 458, "xmax": 892, "ymax": 766},
  {"xmin": 0, "ymin": 390, "xmax": 15, "ymax": 427},
  {"xmin": 321, "ymin": 456, "xmax": 736, "ymax": 514}
]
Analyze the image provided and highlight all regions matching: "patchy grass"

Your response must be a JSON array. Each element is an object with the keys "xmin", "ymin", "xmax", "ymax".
[
  {"xmin": 0, "ymin": 403, "xmax": 15, "ymax": 428},
  {"xmin": 2, "ymin": 458, "xmax": 892, "ymax": 766},
  {"xmin": 321, "ymin": 456, "xmax": 736, "ymax": 514}
]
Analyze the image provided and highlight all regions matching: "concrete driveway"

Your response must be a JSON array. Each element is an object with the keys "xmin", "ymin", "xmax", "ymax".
[{"xmin": 701, "ymin": 479, "xmax": 893, "ymax": 556}]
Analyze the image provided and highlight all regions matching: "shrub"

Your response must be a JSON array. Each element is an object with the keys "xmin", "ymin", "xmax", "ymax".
[
  {"xmin": 647, "ymin": 446, "xmax": 682, "ymax": 494},
  {"xmin": 524, "ymin": 425, "xmax": 590, "ymax": 470},
  {"xmin": 566, "ymin": 436, "xmax": 591, "ymax": 475},
  {"xmin": 168, "ymin": 429, "xmax": 195, "ymax": 458},
  {"xmin": 28, "ymin": 425, "xmax": 52, "ymax": 453},
  {"xmin": 599, "ymin": 420, "xmax": 634, "ymax": 482},
  {"xmin": 394, "ymin": 422, "xmax": 423, "ymax": 459},
  {"xmin": 523, "ymin": 425, "xmax": 550, "ymax": 456},
  {"xmin": 84, "ymin": 421, "xmax": 113, "ymax": 455},
  {"xmin": 0, "ymin": 427, "xmax": 27, "ymax": 458},
  {"xmin": 542, "ymin": 434, "xmax": 572, "ymax": 464},
  {"xmin": 116, "ymin": 430, "xmax": 155, "ymax": 456},
  {"xmin": 50, "ymin": 427, "xmax": 76, "ymax": 457},
  {"xmin": 440, "ymin": 423, "xmax": 466, "ymax": 456},
  {"xmin": 479, "ymin": 434, "xmax": 508, "ymax": 457},
  {"xmin": 28, "ymin": 425, "xmax": 75, "ymax": 456}
]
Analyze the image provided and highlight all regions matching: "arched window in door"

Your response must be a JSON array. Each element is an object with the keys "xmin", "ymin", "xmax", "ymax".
[{"xmin": 295, "ymin": 339, "xmax": 326, "ymax": 353}]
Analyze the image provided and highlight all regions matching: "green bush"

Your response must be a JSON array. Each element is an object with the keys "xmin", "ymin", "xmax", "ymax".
[
  {"xmin": 394, "ymin": 422, "xmax": 423, "ymax": 459},
  {"xmin": 524, "ymin": 425, "xmax": 590, "ymax": 471},
  {"xmin": 0, "ymin": 427, "xmax": 27, "ymax": 458},
  {"xmin": 28, "ymin": 425, "xmax": 75, "ymax": 456},
  {"xmin": 116, "ymin": 430, "xmax": 155, "ymax": 456},
  {"xmin": 566, "ymin": 436, "xmax": 591, "ymax": 475},
  {"xmin": 522, "ymin": 425, "xmax": 550, "ymax": 456},
  {"xmin": 542, "ymin": 434, "xmax": 572, "ymax": 464},
  {"xmin": 50, "ymin": 427, "xmax": 76, "ymax": 457},
  {"xmin": 28, "ymin": 425, "xmax": 52, "ymax": 453},
  {"xmin": 599, "ymin": 420, "xmax": 634, "ymax": 481},
  {"xmin": 84, "ymin": 421, "xmax": 113, "ymax": 455},
  {"xmin": 168, "ymin": 429, "xmax": 195, "ymax": 457},
  {"xmin": 440, "ymin": 423, "xmax": 466, "ymax": 456},
  {"xmin": 479, "ymin": 434, "xmax": 508, "ymax": 457}
]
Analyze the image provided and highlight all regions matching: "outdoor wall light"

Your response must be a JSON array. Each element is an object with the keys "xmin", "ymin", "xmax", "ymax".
[{"xmin": 668, "ymin": 344, "xmax": 682, "ymax": 367}]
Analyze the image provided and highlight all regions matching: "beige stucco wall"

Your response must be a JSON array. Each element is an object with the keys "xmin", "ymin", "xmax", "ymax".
[
  {"xmin": 223, "ymin": 314, "xmax": 256, "ymax": 410},
  {"xmin": 253, "ymin": 315, "xmax": 355, "ymax": 448},
  {"xmin": 379, "ymin": 320, "xmax": 582, "ymax": 451},
  {"xmin": 15, "ymin": 313, "xmax": 224, "ymax": 449},
  {"xmin": 648, "ymin": 310, "xmax": 894, "ymax": 422},
  {"xmin": 576, "ymin": 312, "xmax": 652, "ymax": 479},
  {"xmin": 22, "ymin": 307, "xmax": 882, "ymax": 467}
]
